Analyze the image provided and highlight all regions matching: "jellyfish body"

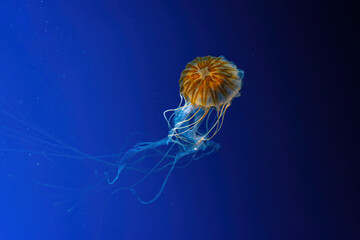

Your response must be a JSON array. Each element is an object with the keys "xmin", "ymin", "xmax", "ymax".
[
  {"xmin": 107, "ymin": 56, "xmax": 244, "ymax": 203},
  {"xmin": 0, "ymin": 56, "xmax": 243, "ymax": 205}
]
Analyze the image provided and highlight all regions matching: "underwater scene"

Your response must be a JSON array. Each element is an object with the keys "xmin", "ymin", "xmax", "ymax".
[{"xmin": 0, "ymin": 1, "xmax": 359, "ymax": 240}]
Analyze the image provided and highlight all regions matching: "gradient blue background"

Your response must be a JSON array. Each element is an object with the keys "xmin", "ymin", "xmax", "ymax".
[{"xmin": 0, "ymin": 1, "xmax": 359, "ymax": 240}]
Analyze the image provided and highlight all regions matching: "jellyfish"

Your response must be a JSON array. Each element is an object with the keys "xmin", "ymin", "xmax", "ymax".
[
  {"xmin": 0, "ymin": 55, "xmax": 244, "ymax": 205},
  {"xmin": 106, "ymin": 55, "xmax": 244, "ymax": 203}
]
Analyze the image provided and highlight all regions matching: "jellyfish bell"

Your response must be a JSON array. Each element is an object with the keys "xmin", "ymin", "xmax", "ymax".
[
  {"xmin": 171, "ymin": 56, "xmax": 244, "ymax": 147},
  {"xmin": 180, "ymin": 56, "xmax": 243, "ymax": 108}
]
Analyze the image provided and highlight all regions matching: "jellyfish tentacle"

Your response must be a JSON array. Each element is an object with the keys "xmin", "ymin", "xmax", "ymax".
[
  {"xmin": 107, "ymin": 137, "xmax": 173, "ymax": 185},
  {"xmin": 205, "ymin": 108, "xmax": 215, "ymax": 130},
  {"xmin": 130, "ymin": 147, "xmax": 190, "ymax": 204},
  {"xmin": 204, "ymin": 104, "xmax": 230, "ymax": 141},
  {"xmin": 107, "ymin": 140, "xmax": 175, "ymax": 189},
  {"xmin": 163, "ymin": 101, "xmax": 191, "ymax": 130},
  {"xmin": 174, "ymin": 110, "xmax": 208, "ymax": 139},
  {"xmin": 0, "ymin": 109, "xmax": 117, "ymax": 166},
  {"xmin": 169, "ymin": 108, "xmax": 208, "ymax": 138},
  {"xmin": 173, "ymin": 107, "xmax": 201, "ymax": 129},
  {"xmin": 195, "ymin": 104, "xmax": 228, "ymax": 144}
]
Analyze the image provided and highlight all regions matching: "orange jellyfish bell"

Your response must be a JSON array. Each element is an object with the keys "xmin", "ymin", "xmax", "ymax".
[
  {"xmin": 164, "ymin": 56, "xmax": 244, "ymax": 145},
  {"xmin": 179, "ymin": 56, "xmax": 244, "ymax": 109}
]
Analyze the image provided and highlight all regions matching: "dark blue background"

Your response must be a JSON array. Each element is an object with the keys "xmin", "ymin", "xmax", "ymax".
[{"xmin": 0, "ymin": 0, "xmax": 358, "ymax": 240}]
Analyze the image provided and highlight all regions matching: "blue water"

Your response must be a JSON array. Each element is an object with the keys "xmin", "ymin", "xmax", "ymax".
[{"xmin": 0, "ymin": 1, "xmax": 359, "ymax": 240}]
